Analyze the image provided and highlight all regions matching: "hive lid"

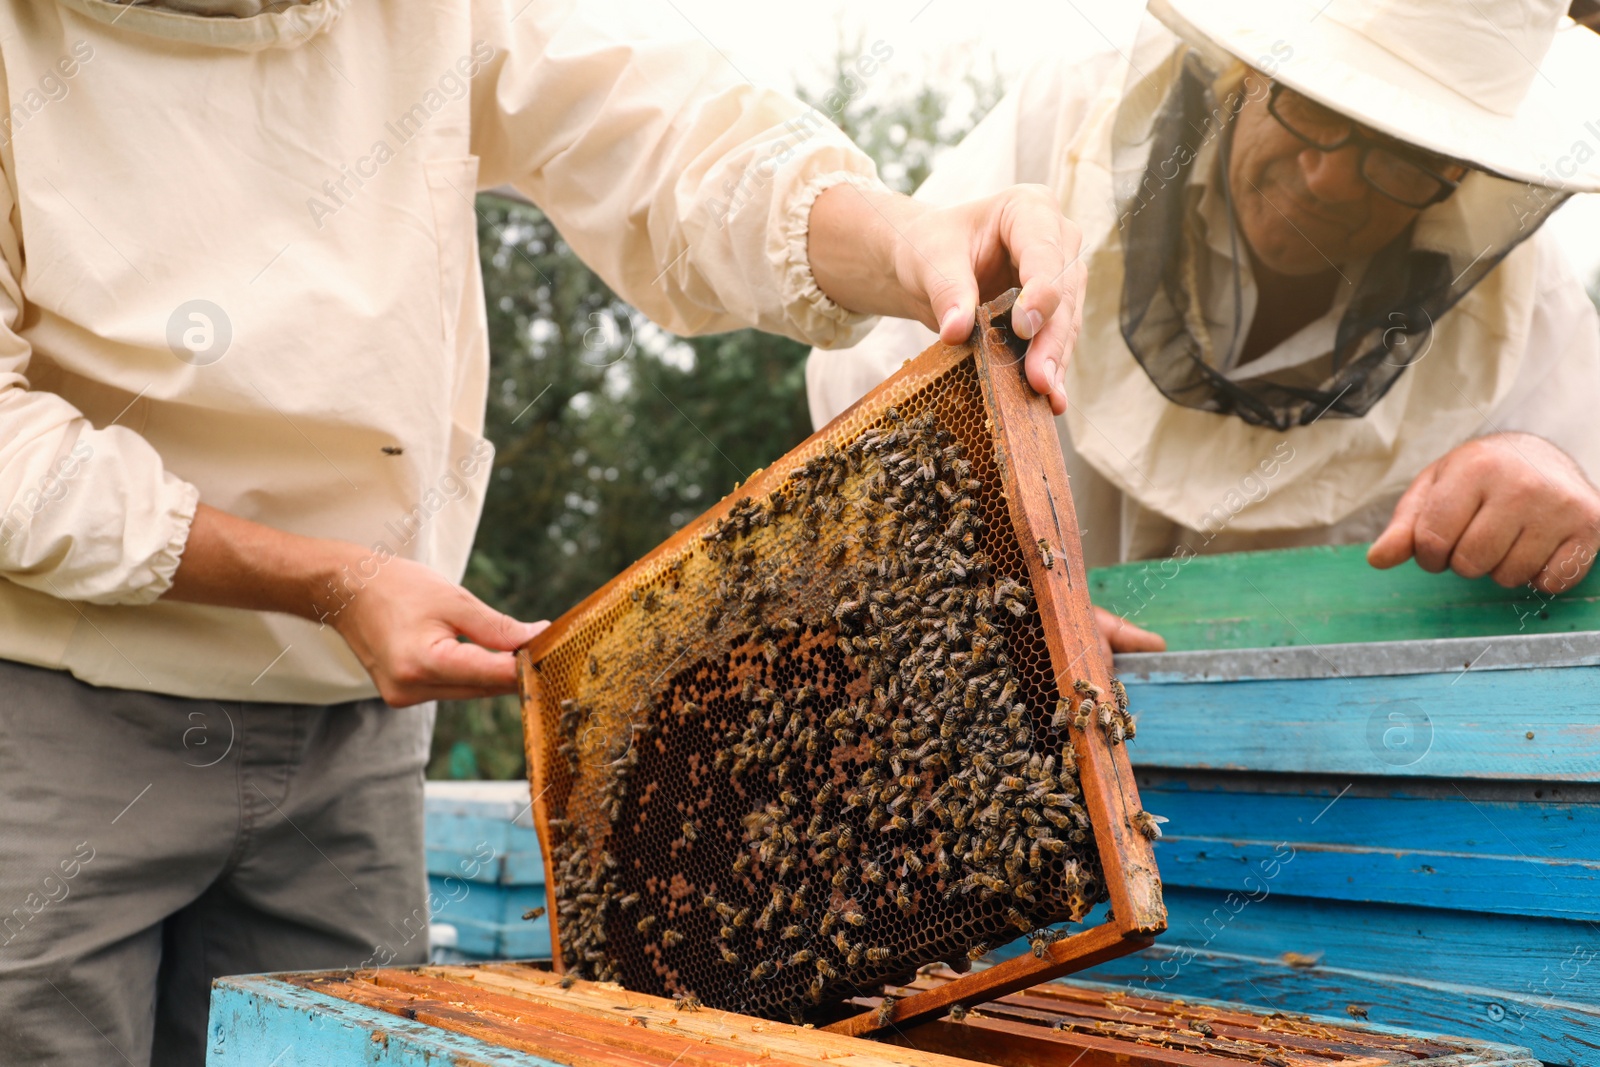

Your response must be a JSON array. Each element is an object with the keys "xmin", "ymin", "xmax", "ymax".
[{"xmin": 517, "ymin": 290, "xmax": 1165, "ymax": 1034}]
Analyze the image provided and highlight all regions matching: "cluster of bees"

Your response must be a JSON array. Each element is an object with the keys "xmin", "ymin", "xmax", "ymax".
[{"xmin": 542, "ymin": 395, "xmax": 1130, "ymax": 1021}]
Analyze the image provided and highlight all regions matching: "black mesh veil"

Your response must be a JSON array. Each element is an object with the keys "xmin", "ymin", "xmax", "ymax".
[{"xmin": 1116, "ymin": 46, "xmax": 1568, "ymax": 431}]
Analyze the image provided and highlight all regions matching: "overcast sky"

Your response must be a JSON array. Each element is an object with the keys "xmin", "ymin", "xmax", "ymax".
[{"xmin": 666, "ymin": 0, "xmax": 1600, "ymax": 289}]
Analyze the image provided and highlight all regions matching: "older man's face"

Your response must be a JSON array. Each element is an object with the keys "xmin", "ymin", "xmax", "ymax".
[{"xmin": 1227, "ymin": 78, "xmax": 1438, "ymax": 276}]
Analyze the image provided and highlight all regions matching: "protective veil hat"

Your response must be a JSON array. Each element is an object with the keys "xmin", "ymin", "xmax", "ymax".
[{"xmin": 1150, "ymin": 0, "xmax": 1600, "ymax": 192}]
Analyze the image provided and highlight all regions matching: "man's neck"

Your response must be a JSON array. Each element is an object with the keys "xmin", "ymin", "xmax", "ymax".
[{"xmin": 1238, "ymin": 251, "xmax": 1340, "ymax": 366}]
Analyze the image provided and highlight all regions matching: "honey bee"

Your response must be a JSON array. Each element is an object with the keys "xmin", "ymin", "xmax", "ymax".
[
  {"xmin": 719, "ymin": 945, "xmax": 740, "ymax": 965},
  {"xmin": 673, "ymin": 994, "xmax": 702, "ymax": 1012},
  {"xmin": 681, "ymin": 821, "xmax": 698, "ymax": 842},
  {"xmin": 781, "ymin": 924, "xmax": 803, "ymax": 940},
  {"xmin": 636, "ymin": 915, "xmax": 657, "ymax": 934},
  {"xmin": 661, "ymin": 929, "xmax": 683, "ymax": 947},
  {"xmin": 618, "ymin": 894, "xmax": 639, "ymax": 909},
  {"xmin": 789, "ymin": 949, "xmax": 815, "ymax": 965},
  {"xmin": 948, "ymin": 1003, "xmax": 969, "ymax": 1022},
  {"xmin": 1132, "ymin": 810, "xmax": 1168, "ymax": 840},
  {"xmin": 875, "ymin": 997, "xmax": 897, "ymax": 1026},
  {"xmin": 750, "ymin": 961, "xmax": 775, "ymax": 980}
]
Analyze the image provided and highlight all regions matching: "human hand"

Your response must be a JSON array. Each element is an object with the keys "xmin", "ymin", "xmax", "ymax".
[
  {"xmin": 322, "ymin": 553, "xmax": 548, "ymax": 707},
  {"xmin": 1368, "ymin": 432, "xmax": 1600, "ymax": 594},
  {"xmin": 809, "ymin": 183, "xmax": 1086, "ymax": 415},
  {"xmin": 1094, "ymin": 605, "xmax": 1166, "ymax": 662}
]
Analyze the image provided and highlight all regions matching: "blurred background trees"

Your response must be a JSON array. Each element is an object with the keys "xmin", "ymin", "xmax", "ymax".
[{"xmin": 428, "ymin": 51, "xmax": 1002, "ymax": 778}]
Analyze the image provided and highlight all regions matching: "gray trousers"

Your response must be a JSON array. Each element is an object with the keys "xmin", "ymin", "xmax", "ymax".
[{"xmin": 0, "ymin": 659, "xmax": 435, "ymax": 1066}]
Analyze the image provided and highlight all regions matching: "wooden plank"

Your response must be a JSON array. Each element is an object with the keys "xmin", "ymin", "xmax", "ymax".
[
  {"xmin": 825, "ymin": 923, "xmax": 1152, "ymax": 1037},
  {"xmin": 1078, "ymin": 951, "xmax": 1600, "ymax": 1067},
  {"xmin": 1152, "ymin": 836, "xmax": 1600, "ymax": 922},
  {"xmin": 208, "ymin": 974, "xmax": 559, "ymax": 1066},
  {"xmin": 421, "ymin": 962, "xmax": 986, "ymax": 1067},
  {"xmin": 1134, "ymin": 783, "xmax": 1600, "ymax": 920},
  {"xmin": 291, "ymin": 971, "xmax": 746, "ymax": 1067},
  {"xmin": 1136, "ymin": 776, "xmax": 1600, "ymax": 858},
  {"xmin": 1014, "ymin": 889, "xmax": 1600, "ymax": 1012},
  {"xmin": 869, "ymin": 968, "xmax": 1537, "ymax": 1067},
  {"xmin": 885, "ymin": 1015, "xmax": 1378, "ymax": 1067},
  {"xmin": 1087, "ymin": 544, "xmax": 1600, "ymax": 651},
  {"xmin": 1121, "ymin": 667, "xmax": 1600, "ymax": 780}
]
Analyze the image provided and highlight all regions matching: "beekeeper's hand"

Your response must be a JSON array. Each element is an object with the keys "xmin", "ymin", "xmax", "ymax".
[
  {"xmin": 166, "ymin": 503, "xmax": 547, "ymax": 706},
  {"xmin": 1368, "ymin": 432, "xmax": 1600, "ymax": 594},
  {"xmin": 809, "ymin": 183, "xmax": 1085, "ymax": 415},
  {"xmin": 1094, "ymin": 605, "xmax": 1166, "ymax": 661}
]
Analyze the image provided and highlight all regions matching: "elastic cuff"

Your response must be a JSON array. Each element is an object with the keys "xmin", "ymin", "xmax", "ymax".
[
  {"xmin": 781, "ymin": 169, "xmax": 885, "ymax": 343},
  {"xmin": 120, "ymin": 478, "xmax": 202, "ymax": 606}
]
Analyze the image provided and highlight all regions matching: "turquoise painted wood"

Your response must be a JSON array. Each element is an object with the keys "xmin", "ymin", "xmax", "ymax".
[
  {"xmin": 1078, "ymin": 544, "xmax": 1600, "ymax": 1067},
  {"xmin": 1088, "ymin": 542, "xmax": 1600, "ymax": 649},
  {"xmin": 1133, "ymin": 777, "xmax": 1600, "ymax": 921},
  {"xmin": 1082, "ymin": 949, "xmax": 1600, "ymax": 1066},
  {"xmin": 207, "ymin": 975, "xmax": 560, "ymax": 1066},
  {"xmin": 424, "ymin": 782, "xmax": 548, "ymax": 962},
  {"xmin": 425, "ymin": 780, "xmax": 544, "ymax": 885},
  {"xmin": 995, "ymin": 888, "xmax": 1599, "ymax": 1067},
  {"xmin": 427, "ymin": 877, "xmax": 549, "ymax": 958},
  {"xmin": 1124, "ymin": 666, "xmax": 1600, "ymax": 781}
]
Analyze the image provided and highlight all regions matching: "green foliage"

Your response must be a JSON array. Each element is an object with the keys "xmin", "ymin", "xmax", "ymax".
[{"xmin": 429, "ymin": 61, "xmax": 999, "ymax": 780}]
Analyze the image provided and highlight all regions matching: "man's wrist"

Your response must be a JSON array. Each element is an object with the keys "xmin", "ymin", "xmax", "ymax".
[
  {"xmin": 166, "ymin": 503, "xmax": 368, "ymax": 626},
  {"xmin": 809, "ymin": 183, "xmax": 929, "ymax": 324}
]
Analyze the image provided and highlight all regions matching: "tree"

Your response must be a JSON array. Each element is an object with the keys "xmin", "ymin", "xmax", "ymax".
[{"xmin": 429, "ymin": 56, "xmax": 1003, "ymax": 779}]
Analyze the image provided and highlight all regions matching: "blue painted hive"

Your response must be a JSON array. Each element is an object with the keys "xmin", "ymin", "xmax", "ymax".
[{"xmin": 1070, "ymin": 543, "xmax": 1600, "ymax": 1067}]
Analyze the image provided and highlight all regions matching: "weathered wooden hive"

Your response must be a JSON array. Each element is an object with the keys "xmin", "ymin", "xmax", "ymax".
[{"xmin": 517, "ymin": 291, "xmax": 1165, "ymax": 1033}]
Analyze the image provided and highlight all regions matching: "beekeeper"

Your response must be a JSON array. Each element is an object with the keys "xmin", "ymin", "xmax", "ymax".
[
  {"xmin": 0, "ymin": 2, "xmax": 1083, "ymax": 1064},
  {"xmin": 809, "ymin": 0, "xmax": 1600, "ymax": 650}
]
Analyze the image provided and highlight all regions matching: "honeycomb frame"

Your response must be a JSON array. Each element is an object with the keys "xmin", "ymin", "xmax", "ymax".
[{"xmin": 518, "ymin": 291, "xmax": 1166, "ymax": 1036}]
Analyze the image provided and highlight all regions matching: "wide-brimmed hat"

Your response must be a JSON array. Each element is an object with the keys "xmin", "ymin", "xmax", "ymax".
[{"xmin": 1149, "ymin": 0, "xmax": 1600, "ymax": 193}]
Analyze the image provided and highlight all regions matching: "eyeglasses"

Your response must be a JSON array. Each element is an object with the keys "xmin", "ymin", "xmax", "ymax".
[{"xmin": 1265, "ymin": 82, "xmax": 1464, "ymax": 209}]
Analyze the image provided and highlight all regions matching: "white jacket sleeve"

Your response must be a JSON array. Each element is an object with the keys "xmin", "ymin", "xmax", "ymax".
[
  {"xmin": 470, "ymin": 0, "xmax": 886, "ymax": 349},
  {"xmin": 1482, "ymin": 232, "xmax": 1600, "ymax": 484},
  {"xmin": 0, "ymin": 175, "xmax": 199, "ymax": 605},
  {"xmin": 803, "ymin": 55, "xmax": 1102, "ymax": 429}
]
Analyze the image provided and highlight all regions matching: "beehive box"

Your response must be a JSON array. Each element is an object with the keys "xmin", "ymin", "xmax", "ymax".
[
  {"xmin": 424, "ymin": 781, "xmax": 549, "ymax": 962},
  {"xmin": 206, "ymin": 961, "xmax": 1541, "ymax": 1066},
  {"xmin": 1077, "ymin": 543, "xmax": 1600, "ymax": 1067},
  {"xmin": 516, "ymin": 291, "xmax": 1164, "ymax": 1034}
]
